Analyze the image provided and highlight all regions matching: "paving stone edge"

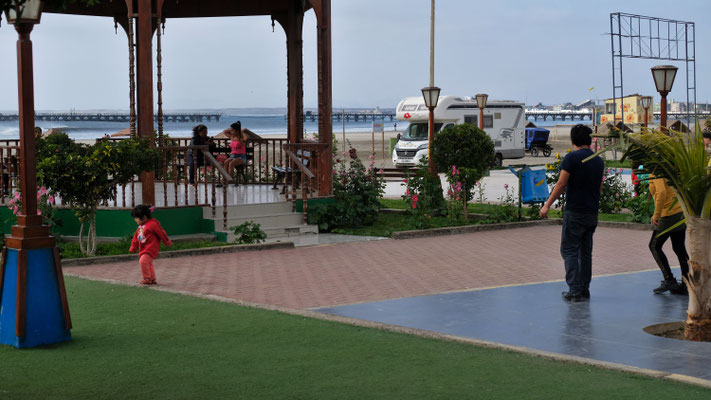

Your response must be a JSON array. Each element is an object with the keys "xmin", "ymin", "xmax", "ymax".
[
  {"xmin": 62, "ymin": 241, "xmax": 295, "ymax": 267},
  {"xmin": 63, "ymin": 274, "xmax": 711, "ymax": 391},
  {"xmin": 392, "ymin": 218, "xmax": 651, "ymax": 239}
]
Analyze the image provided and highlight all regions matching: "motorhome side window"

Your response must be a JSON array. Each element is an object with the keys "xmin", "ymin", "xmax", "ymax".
[
  {"xmin": 464, "ymin": 116, "xmax": 477, "ymax": 126},
  {"xmin": 483, "ymin": 115, "xmax": 494, "ymax": 128}
]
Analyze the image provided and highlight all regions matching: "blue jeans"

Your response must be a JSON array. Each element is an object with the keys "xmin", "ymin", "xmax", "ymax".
[{"xmin": 560, "ymin": 210, "xmax": 598, "ymax": 296}]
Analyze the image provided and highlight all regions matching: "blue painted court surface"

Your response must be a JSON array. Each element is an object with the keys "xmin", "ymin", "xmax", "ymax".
[{"xmin": 318, "ymin": 268, "xmax": 711, "ymax": 381}]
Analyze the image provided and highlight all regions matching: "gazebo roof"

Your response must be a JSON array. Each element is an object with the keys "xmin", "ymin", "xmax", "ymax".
[{"xmin": 44, "ymin": 0, "xmax": 312, "ymax": 18}]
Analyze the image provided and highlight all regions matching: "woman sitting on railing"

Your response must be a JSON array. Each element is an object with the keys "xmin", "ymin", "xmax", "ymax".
[
  {"xmin": 186, "ymin": 124, "xmax": 215, "ymax": 185},
  {"xmin": 223, "ymin": 121, "xmax": 249, "ymax": 182}
]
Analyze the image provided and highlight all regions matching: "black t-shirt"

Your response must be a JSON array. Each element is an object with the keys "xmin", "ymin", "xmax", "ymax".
[{"xmin": 560, "ymin": 148, "xmax": 604, "ymax": 214}]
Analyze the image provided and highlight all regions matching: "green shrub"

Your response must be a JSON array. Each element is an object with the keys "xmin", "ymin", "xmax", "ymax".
[
  {"xmin": 600, "ymin": 169, "xmax": 632, "ymax": 214},
  {"xmin": 402, "ymin": 158, "xmax": 445, "ymax": 221},
  {"xmin": 307, "ymin": 148, "xmax": 385, "ymax": 231},
  {"xmin": 230, "ymin": 221, "xmax": 267, "ymax": 244},
  {"xmin": 626, "ymin": 182, "xmax": 655, "ymax": 223},
  {"xmin": 432, "ymin": 124, "xmax": 494, "ymax": 207}
]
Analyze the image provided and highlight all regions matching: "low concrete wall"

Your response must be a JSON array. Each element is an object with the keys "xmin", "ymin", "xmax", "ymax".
[
  {"xmin": 62, "ymin": 241, "xmax": 294, "ymax": 267},
  {"xmin": 392, "ymin": 218, "xmax": 650, "ymax": 240}
]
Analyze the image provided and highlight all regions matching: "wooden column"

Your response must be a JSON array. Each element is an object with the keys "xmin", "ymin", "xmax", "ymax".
[
  {"xmin": 136, "ymin": 0, "xmax": 155, "ymax": 205},
  {"xmin": 276, "ymin": 2, "xmax": 304, "ymax": 145},
  {"xmin": 16, "ymin": 24, "xmax": 40, "ymax": 228},
  {"xmin": 314, "ymin": 0, "xmax": 333, "ymax": 196}
]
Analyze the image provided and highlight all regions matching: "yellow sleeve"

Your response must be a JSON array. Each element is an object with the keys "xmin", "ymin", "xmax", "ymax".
[{"xmin": 650, "ymin": 178, "xmax": 664, "ymax": 221}]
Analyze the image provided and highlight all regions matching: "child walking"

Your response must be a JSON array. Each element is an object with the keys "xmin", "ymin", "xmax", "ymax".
[{"xmin": 129, "ymin": 205, "xmax": 172, "ymax": 285}]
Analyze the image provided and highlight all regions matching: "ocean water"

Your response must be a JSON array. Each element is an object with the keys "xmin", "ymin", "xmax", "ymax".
[
  {"xmin": 0, "ymin": 113, "xmax": 401, "ymax": 141},
  {"xmin": 0, "ymin": 111, "xmax": 590, "ymax": 141}
]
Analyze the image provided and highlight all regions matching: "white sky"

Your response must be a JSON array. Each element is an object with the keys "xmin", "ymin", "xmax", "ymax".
[{"xmin": 0, "ymin": 0, "xmax": 708, "ymax": 111}]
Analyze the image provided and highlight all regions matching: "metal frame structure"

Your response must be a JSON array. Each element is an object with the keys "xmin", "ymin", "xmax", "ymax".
[{"xmin": 610, "ymin": 12, "xmax": 696, "ymax": 126}]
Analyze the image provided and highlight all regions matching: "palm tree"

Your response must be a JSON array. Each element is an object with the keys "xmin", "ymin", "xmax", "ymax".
[{"xmin": 624, "ymin": 128, "xmax": 711, "ymax": 341}]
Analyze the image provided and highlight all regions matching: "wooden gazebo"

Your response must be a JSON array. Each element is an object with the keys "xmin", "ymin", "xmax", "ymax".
[
  {"xmin": 44, "ymin": 0, "xmax": 334, "ymax": 202},
  {"xmin": 0, "ymin": 0, "xmax": 333, "ymax": 348}
]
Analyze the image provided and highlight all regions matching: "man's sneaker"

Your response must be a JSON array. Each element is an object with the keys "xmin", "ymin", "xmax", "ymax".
[
  {"xmin": 670, "ymin": 282, "xmax": 688, "ymax": 295},
  {"xmin": 562, "ymin": 291, "xmax": 584, "ymax": 302},
  {"xmin": 653, "ymin": 279, "xmax": 678, "ymax": 294}
]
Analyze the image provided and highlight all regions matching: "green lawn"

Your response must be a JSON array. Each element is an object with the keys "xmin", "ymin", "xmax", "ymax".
[
  {"xmin": 360, "ymin": 200, "xmax": 637, "ymax": 237},
  {"xmin": 0, "ymin": 277, "xmax": 707, "ymax": 399}
]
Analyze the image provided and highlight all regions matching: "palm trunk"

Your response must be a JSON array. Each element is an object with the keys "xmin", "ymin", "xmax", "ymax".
[{"xmin": 683, "ymin": 217, "xmax": 711, "ymax": 341}]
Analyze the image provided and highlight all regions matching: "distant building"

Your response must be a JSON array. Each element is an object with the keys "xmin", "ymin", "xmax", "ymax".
[{"xmin": 600, "ymin": 94, "xmax": 651, "ymax": 125}]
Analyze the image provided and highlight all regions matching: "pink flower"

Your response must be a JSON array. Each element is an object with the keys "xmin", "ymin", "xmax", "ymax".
[
  {"xmin": 37, "ymin": 209, "xmax": 42, "ymax": 216},
  {"xmin": 150, "ymin": 206, "xmax": 155, "ymax": 212},
  {"xmin": 406, "ymin": 189, "xmax": 410, "ymax": 196},
  {"xmin": 504, "ymin": 184, "xmax": 509, "ymax": 189},
  {"xmin": 378, "ymin": 169, "xmax": 384, "ymax": 174},
  {"xmin": 14, "ymin": 192, "xmax": 20, "ymax": 199},
  {"xmin": 412, "ymin": 194, "xmax": 419, "ymax": 202},
  {"xmin": 369, "ymin": 154, "xmax": 374, "ymax": 160},
  {"xmin": 39, "ymin": 186, "xmax": 47, "ymax": 195},
  {"xmin": 403, "ymin": 179, "xmax": 408, "ymax": 183},
  {"xmin": 48, "ymin": 195, "xmax": 55, "ymax": 204},
  {"xmin": 412, "ymin": 202, "xmax": 417, "ymax": 209}
]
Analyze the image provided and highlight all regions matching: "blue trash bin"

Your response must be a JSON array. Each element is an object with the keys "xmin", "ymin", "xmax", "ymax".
[{"xmin": 521, "ymin": 169, "xmax": 549, "ymax": 204}]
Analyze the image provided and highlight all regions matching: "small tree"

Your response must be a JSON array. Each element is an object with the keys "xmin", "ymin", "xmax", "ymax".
[
  {"xmin": 36, "ymin": 133, "xmax": 159, "ymax": 255},
  {"xmin": 624, "ymin": 128, "xmax": 711, "ymax": 341},
  {"xmin": 432, "ymin": 124, "xmax": 494, "ymax": 218}
]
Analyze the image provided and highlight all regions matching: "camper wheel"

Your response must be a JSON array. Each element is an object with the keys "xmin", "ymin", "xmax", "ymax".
[
  {"xmin": 530, "ymin": 147, "xmax": 539, "ymax": 157},
  {"xmin": 494, "ymin": 153, "xmax": 503, "ymax": 166},
  {"xmin": 542, "ymin": 147, "xmax": 551, "ymax": 157}
]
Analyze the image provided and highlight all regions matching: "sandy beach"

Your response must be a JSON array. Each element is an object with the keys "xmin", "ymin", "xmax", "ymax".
[{"xmin": 329, "ymin": 124, "xmax": 579, "ymax": 169}]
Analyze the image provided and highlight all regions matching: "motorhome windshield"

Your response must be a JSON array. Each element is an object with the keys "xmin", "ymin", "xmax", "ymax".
[{"xmin": 401, "ymin": 123, "xmax": 442, "ymax": 141}]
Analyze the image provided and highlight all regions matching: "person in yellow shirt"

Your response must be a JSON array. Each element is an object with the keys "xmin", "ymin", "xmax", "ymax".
[{"xmin": 648, "ymin": 176, "xmax": 689, "ymax": 295}]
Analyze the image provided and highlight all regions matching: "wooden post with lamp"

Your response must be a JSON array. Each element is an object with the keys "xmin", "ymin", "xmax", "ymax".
[{"xmin": 0, "ymin": 0, "xmax": 72, "ymax": 349}]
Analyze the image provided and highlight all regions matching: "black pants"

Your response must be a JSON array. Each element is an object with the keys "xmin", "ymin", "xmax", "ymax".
[{"xmin": 649, "ymin": 228, "xmax": 689, "ymax": 281}]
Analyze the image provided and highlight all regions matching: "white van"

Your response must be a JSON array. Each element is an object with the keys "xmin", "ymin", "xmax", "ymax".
[{"xmin": 392, "ymin": 95, "xmax": 525, "ymax": 167}]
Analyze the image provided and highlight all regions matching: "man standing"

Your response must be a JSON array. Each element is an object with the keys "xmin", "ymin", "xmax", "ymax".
[{"xmin": 540, "ymin": 124, "xmax": 604, "ymax": 302}]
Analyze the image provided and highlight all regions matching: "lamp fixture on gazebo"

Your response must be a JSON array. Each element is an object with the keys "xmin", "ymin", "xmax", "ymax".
[{"xmin": 4, "ymin": 0, "xmax": 43, "ymax": 25}]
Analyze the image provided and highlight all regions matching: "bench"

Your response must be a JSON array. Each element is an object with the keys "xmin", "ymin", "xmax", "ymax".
[{"xmin": 271, "ymin": 149, "xmax": 310, "ymax": 192}]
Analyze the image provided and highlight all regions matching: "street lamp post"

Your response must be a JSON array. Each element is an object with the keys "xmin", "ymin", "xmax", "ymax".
[
  {"xmin": 1, "ymin": 0, "xmax": 72, "ymax": 348},
  {"xmin": 640, "ymin": 96, "xmax": 652, "ymax": 128},
  {"xmin": 422, "ymin": 86, "xmax": 440, "ymax": 173},
  {"xmin": 476, "ymin": 93, "xmax": 488, "ymax": 130},
  {"xmin": 423, "ymin": 0, "xmax": 439, "ymax": 174},
  {"xmin": 651, "ymin": 65, "xmax": 678, "ymax": 132}
]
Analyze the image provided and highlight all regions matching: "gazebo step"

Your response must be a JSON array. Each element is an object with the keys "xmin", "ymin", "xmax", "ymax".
[
  {"xmin": 202, "ymin": 202, "xmax": 293, "ymax": 219},
  {"xmin": 221, "ymin": 224, "xmax": 318, "ymax": 243}
]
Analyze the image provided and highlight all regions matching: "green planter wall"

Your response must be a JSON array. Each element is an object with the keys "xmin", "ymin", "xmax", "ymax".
[{"xmin": 0, "ymin": 207, "xmax": 213, "ymax": 238}]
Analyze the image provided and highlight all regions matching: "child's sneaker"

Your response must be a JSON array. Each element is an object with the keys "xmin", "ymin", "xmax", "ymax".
[{"xmin": 140, "ymin": 278, "xmax": 154, "ymax": 285}]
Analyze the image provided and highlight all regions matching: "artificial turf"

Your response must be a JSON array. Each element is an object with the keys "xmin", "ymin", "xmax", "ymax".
[{"xmin": 0, "ymin": 277, "xmax": 709, "ymax": 399}]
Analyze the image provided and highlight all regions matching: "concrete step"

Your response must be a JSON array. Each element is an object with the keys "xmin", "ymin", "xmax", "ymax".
[
  {"xmin": 213, "ymin": 213, "xmax": 305, "ymax": 230},
  {"xmin": 222, "ymin": 224, "xmax": 318, "ymax": 243},
  {"xmin": 203, "ymin": 202, "xmax": 293, "ymax": 220}
]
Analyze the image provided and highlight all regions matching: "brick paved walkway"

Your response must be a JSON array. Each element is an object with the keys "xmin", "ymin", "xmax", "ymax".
[{"xmin": 65, "ymin": 225, "xmax": 657, "ymax": 309}]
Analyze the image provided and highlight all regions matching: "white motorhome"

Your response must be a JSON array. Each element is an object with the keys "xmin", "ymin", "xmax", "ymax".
[{"xmin": 392, "ymin": 95, "xmax": 525, "ymax": 167}]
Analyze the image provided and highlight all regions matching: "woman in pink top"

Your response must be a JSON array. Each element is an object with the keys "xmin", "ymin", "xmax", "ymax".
[{"xmin": 224, "ymin": 121, "xmax": 250, "ymax": 178}]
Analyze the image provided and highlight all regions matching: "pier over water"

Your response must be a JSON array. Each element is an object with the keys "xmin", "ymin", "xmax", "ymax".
[{"xmin": 0, "ymin": 112, "xmax": 222, "ymax": 123}]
